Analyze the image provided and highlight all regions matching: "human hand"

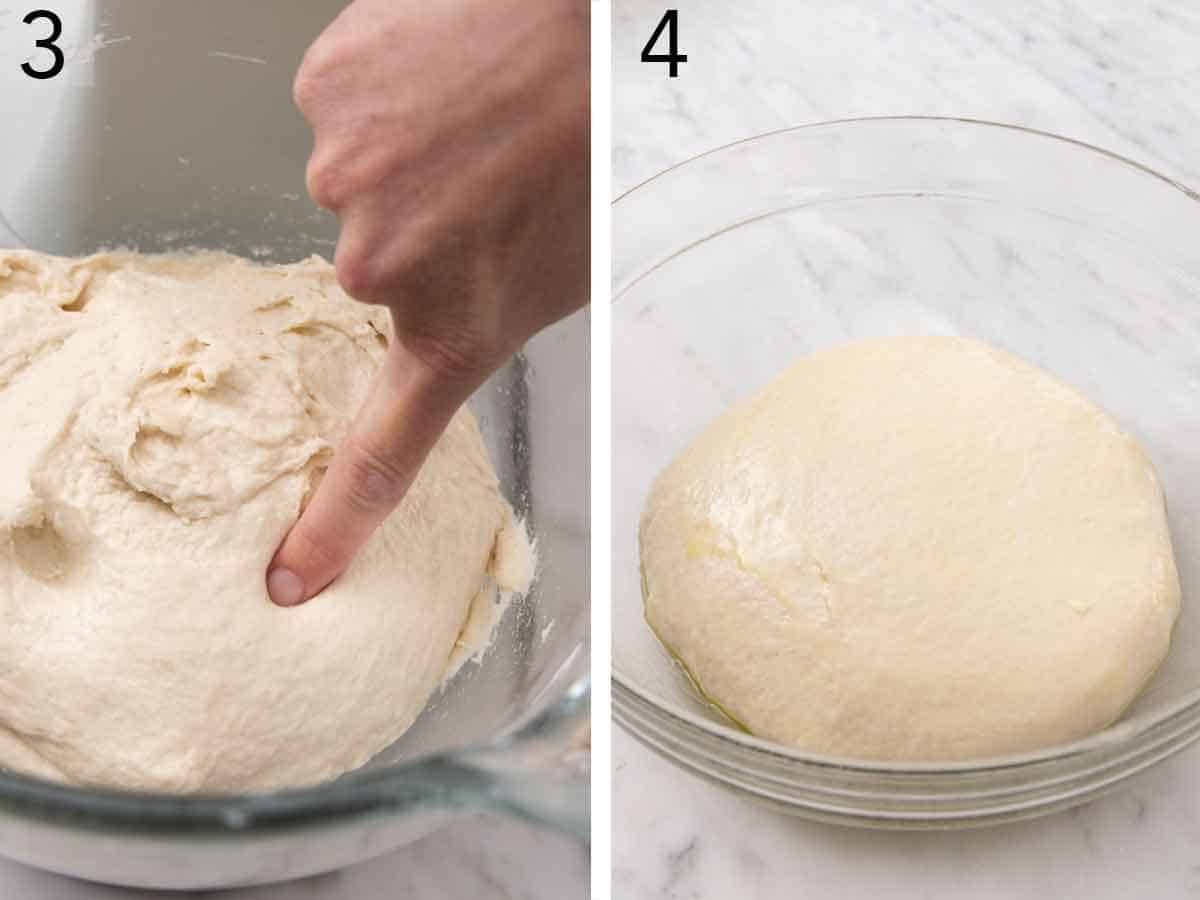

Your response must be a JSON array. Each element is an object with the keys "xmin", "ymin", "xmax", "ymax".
[{"xmin": 267, "ymin": 0, "xmax": 589, "ymax": 606}]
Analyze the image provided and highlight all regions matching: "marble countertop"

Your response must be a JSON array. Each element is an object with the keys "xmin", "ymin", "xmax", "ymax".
[{"xmin": 613, "ymin": 0, "xmax": 1200, "ymax": 897}]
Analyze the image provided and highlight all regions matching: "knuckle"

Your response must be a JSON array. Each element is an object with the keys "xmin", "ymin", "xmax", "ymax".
[
  {"xmin": 291, "ymin": 67, "xmax": 319, "ymax": 115},
  {"xmin": 333, "ymin": 241, "xmax": 379, "ymax": 299},
  {"xmin": 292, "ymin": 40, "xmax": 340, "ymax": 115},
  {"xmin": 341, "ymin": 436, "xmax": 409, "ymax": 515},
  {"xmin": 407, "ymin": 334, "xmax": 497, "ymax": 383},
  {"xmin": 306, "ymin": 155, "xmax": 352, "ymax": 211},
  {"xmin": 334, "ymin": 225, "xmax": 432, "ymax": 303},
  {"xmin": 296, "ymin": 40, "xmax": 337, "ymax": 90}
]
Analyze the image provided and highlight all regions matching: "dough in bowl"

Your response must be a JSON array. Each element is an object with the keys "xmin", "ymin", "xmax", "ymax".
[
  {"xmin": 0, "ymin": 250, "xmax": 532, "ymax": 792},
  {"xmin": 641, "ymin": 335, "xmax": 1180, "ymax": 761}
]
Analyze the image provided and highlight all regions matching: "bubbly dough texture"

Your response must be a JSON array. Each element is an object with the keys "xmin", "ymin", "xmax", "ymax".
[
  {"xmin": 641, "ymin": 336, "xmax": 1181, "ymax": 761},
  {"xmin": 0, "ymin": 251, "xmax": 532, "ymax": 792}
]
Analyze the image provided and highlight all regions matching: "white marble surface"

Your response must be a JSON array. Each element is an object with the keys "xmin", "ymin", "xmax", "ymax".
[
  {"xmin": 614, "ymin": 0, "xmax": 1200, "ymax": 195},
  {"xmin": 613, "ymin": 1, "xmax": 1200, "ymax": 897},
  {"xmin": 0, "ymin": 815, "xmax": 588, "ymax": 899}
]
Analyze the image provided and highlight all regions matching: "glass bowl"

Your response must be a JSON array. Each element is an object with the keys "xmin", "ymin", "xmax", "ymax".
[
  {"xmin": 612, "ymin": 116, "xmax": 1200, "ymax": 829},
  {"xmin": 0, "ymin": 2, "xmax": 588, "ymax": 888}
]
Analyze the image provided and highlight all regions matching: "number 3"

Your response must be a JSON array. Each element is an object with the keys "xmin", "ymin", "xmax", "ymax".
[{"xmin": 22, "ymin": 9, "xmax": 65, "ymax": 80}]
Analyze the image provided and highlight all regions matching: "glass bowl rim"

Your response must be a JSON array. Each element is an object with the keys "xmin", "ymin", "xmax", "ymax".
[
  {"xmin": 611, "ymin": 114, "xmax": 1200, "ymax": 778},
  {"xmin": 0, "ymin": 667, "xmax": 589, "ymax": 832},
  {"xmin": 614, "ymin": 114, "xmax": 1200, "ymax": 206}
]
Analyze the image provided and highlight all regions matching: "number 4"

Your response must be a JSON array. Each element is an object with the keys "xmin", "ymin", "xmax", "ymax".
[{"xmin": 641, "ymin": 9, "xmax": 687, "ymax": 78}]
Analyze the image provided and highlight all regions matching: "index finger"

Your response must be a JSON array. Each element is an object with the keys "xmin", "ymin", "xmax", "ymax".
[{"xmin": 266, "ymin": 346, "xmax": 473, "ymax": 606}]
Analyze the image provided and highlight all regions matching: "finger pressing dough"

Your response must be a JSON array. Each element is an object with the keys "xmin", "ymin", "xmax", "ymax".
[
  {"xmin": 641, "ymin": 336, "xmax": 1180, "ymax": 761},
  {"xmin": 0, "ymin": 250, "xmax": 532, "ymax": 792}
]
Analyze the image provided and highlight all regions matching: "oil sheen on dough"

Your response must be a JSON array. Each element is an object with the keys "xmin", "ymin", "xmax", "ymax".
[
  {"xmin": 0, "ymin": 251, "xmax": 533, "ymax": 792},
  {"xmin": 640, "ymin": 336, "xmax": 1181, "ymax": 761}
]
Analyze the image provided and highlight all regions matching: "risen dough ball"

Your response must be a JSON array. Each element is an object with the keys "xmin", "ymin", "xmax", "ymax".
[
  {"xmin": 0, "ymin": 251, "xmax": 531, "ymax": 792},
  {"xmin": 641, "ymin": 336, "xmax": 1180, "ymax": 761}
]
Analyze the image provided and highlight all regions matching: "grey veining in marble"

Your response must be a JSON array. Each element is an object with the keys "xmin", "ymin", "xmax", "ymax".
[
  {"xmin": 615, "ymin": 0, "xmax": 1200, "ymax": 195},
  {"xmin": 615, "ymin": 729, "xmax": 1200, "ymax": 899},
  {"xmin": 614, "ymin": 1, "xmax": 1200, "ymax": 897}
]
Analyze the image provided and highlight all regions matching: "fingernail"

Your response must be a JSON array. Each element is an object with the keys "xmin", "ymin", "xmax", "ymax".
[{"xmin": 267, "ymin": 567, "xmax": 306, "ymax": 607}]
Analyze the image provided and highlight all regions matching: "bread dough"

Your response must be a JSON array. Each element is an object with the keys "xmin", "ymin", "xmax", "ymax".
[
  {"xmin": 641, "ymin": 336, "xmax": 1180, "ymax": 761},
  {"xmin": 0, "ymin": 251, "xmax": 532, "ymax": 792}
]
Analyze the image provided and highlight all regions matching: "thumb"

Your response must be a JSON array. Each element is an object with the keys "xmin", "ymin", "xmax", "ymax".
[{"xmin": 266, "ymin": 345, "xmax": 477, "ymax": 606}]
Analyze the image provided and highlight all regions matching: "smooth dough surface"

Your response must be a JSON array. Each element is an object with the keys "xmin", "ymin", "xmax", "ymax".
[
  {"xmin": 0, "ymin": 251, "xmax": 531, "ymax": 792},
  {"xmin": 641, "ymin": 336, "xmax": 1181, "ymax": 761}
]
